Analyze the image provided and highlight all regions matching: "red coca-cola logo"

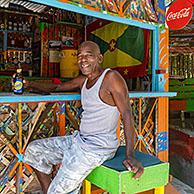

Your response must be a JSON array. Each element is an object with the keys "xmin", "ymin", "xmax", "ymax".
[
  {"xmin": 187, "ymin": 0, "xmax": 194, "ymax": 4},
  {"xmin": 166, "ymin": 0, "xmax": 193, "ymax": 30}
]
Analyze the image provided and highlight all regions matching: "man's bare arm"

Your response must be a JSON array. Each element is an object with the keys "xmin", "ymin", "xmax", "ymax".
[
  {"xmin": 55, "ymin": 75, "xmax": 86, "ymax": 91},
  {"xmin": 107, "ymin": 71, "xmax": 144, "ymax": 179},
  {"xmin": 27, "ymin": 75, "xmax": 86, "ymax": 93}
]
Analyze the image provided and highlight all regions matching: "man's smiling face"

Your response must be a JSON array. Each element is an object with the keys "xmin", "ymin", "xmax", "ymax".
[{"xmin": 77, "ymin": 42, "xmax": 101, "ymax": 76}]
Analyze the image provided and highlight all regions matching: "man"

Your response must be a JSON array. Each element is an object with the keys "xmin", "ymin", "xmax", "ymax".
[{"xmin": 24, "ymin": 41, "xmax": 144, "ymax": 194}]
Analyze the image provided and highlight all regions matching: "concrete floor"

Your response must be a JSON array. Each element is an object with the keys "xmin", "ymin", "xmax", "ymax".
[
  {"xmin": 172, "ymin": 178, "xmax": 194, "ymax": 194},
  {"xmin": 23, "ymin": 177, "xmax": 194, "ymax": 194}
]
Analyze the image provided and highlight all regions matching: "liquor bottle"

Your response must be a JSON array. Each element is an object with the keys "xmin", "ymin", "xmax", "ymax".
[
  {"xmin": 12, "ymin": 68, "xmax": 24, "ymax": 94},
  {"xmin": 13, "ymin": 16, "xmax": 18, "ymax": 31},
  {"xmin": 23, "ymin": 21, "xmax": 27, "ymax": 32},
  {"xmin": 0, "ymin": 16, "xmax": 4, "ymax": 30},
  {"xmin": 8, "ymin": 15, "xmax": 13, "ymax": 30},
  {"xmin": 27, "ymin": 21, "xmax": 31, "ymax": 32},
  {"xmin": 10, "ymin": 33, "xmax": 15, "ymax": 47},
  {"xmin": 18, "ymin": 17, "xmax": 23, "ymax": 31}
]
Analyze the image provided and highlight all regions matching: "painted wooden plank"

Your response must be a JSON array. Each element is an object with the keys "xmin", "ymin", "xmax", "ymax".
[
  {"xmin": 170, "ymin": 86, "xmax": 194, "ymax": 92},
  {"xmin": 173, "ymin": 93, "xmax": 194, "ymax": 99},
  {"xmin": 170, "ymin": 99, "xmax": 194, "ymax": 112},
  {"xmin": 128, "ymin": 92, "xmax": 176, "ymax": 98},
  {"xmin": 170, "ymin": 93, "xmax": 194, "ymax": 99},
  {"xmin": 157, "ymin": 97, "xmax": 169, "ymax": 162},
  {"xmin": 0, "ymin": 93, "xmax": 81, "ymax": 103},
  {"xmin": 169, "ymin": 80, "xmax": 182, "ymax": 85},
  {"xmin": 186, "ymin": 100, "xmax": 194, "ymax": 111},
  {"xmin": 169, "ymin": 77, "xmax": 194, "ymax": 111},
  {"xmin": 182, "ymin": 78, "xmax": 194, "ymax": 84},
  {"xmin": 169, "ymin": 78, "xmax": 194, "ymax": 86},
  {"xmin": 169, "ymin": 100, "xmax": 187, "ymax": 111},
  {"xmin": 159, "ymin": 27, "xmax": 169, "ymax": 92},
  {"xmin": 152, "ymin": 26, "xmax": 159, "ymax": 91},
  {"xmin": 0, "ymin": 92, "xmax": 177, "ymax": 103},
  {"xmin": 30, "ymin": 0, "xmax": 157, "ymax": 30}
]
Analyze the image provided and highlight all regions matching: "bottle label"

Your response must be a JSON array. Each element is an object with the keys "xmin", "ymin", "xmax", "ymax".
[{"xmin": 14, "ymin": 79, "xmax": 23, "ymax": 94}]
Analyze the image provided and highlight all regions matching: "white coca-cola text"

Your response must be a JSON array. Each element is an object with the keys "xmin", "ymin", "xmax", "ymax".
[{"xmin": 167, "ymin": 7, "xmax": 191, "ymax": 21}]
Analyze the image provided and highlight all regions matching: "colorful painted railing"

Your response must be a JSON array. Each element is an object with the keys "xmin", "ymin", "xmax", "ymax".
[
  {"xmin": 0, "ymin": 92, "xmax": 175, "ymax": 193},
  {"xmin": 169, "ymin": 78, "xmax": 194, "ymax": 111}
]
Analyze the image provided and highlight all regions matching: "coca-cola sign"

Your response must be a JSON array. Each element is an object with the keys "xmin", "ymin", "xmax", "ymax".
[
  {"xmin": 166, "ymin": 0, "xmax": 193, "ymax": 30},
  {"xmin": 187, "ymin": 0, "xmax": 194, "ymax": 4}
]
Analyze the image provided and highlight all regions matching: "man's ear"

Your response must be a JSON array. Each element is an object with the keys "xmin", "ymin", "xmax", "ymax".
[{"xmin": 98, "ymin": 54, "xmax": 103, "ymax": 64}]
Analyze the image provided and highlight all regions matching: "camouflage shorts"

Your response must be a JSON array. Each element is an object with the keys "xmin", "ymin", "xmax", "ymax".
[{"xmin": 24, "ymin": 132, "xmax": 114, "ymax": 194}]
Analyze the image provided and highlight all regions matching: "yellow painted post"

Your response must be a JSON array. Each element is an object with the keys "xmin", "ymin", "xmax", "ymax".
[
  {"xmin": 154, "ymin": 186, "xmax": 165, "ymax": 194},
  {"xmin": 18, "ymin": 103, "xmax": 22, "ymax": 154},
  {"xmin": 82, "ymin": 180, "xmax": 91, "ymax": 194},
  {"xmin": 59, "ymin": 114, "xmax": 66, "ymax": 135},
  {"xmin": 17, "ymin": 103, "xmax": 23, "ymax": 194},
  {"xmin": 19, "ymin": 162, "xmax": 23, "ymax": 194},
  {"xmin": 138, "ymin": 98, "xmax": 142, "ymax": 151},
  {"xmin": 58, "ymin": 102, "xmax": 66, "ymax": 136}
]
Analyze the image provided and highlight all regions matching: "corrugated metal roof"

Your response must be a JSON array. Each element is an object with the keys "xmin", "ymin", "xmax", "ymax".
[{"xmin": 0, "ymin": 0, "xmax": 46, "ymax": 13}]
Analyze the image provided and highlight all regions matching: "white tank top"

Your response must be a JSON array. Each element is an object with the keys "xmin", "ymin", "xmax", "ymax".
[{"xmin": 76, "ymin": 68, "xmax": 120, "ymax": 155}]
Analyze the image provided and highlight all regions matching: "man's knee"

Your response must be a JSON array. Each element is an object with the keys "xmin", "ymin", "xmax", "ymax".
[
  {"xmin": 24, "ymin": 139, "xmax": 44, "ymax": 159},
  {"xmin": 25, "ymin": 140, "xmax": 38, "ymax": 153},
  {"xmin": 47, "ymin": 177, "xmax": 81, "ymax": 194}
]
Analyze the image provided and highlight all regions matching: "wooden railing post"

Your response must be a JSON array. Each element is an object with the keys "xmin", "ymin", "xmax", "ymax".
[{"xmin": 157, "ymin": 97, "xmax": 169, "ymax": 162}]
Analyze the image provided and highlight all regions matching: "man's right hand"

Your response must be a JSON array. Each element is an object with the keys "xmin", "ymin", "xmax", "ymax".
[
  {"xmin": 24, "ymin": 79, "xmax": 30, "ymax": 89},
  {"xmin": 24, "ymin": 80, "xmax": 58, "ymax": 93},
  {"xmin": 24, "ymin": 80, "xmax": 38, "ymax": 91},
  {"xmin": 123, "ymin": 156, "xmax": 144, "ymax": 179}
]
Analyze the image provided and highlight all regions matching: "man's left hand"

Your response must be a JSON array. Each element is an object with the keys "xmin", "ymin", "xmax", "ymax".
[{"xmin": 123, "ymin": 157, "xmax": 144, "ymax": 179}]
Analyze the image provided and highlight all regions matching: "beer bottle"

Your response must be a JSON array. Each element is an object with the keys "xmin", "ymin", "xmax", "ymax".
[{"xmin": 13, "ymin": 68, "xmax": 24, "ymax": 94}]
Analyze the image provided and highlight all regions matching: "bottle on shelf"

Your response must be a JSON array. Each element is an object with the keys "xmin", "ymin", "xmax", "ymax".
[
  {"xmin": 8, "ymin": 15, "xmax": 13, "ymax": 31},
  {"xmin": 18, "ymin": 17, "xmax": 23, "ymax": 31},
  {"xmin": 0, "ymin": 15, "xmax": 4, "ymax": 30},
  {"xmin": 12, "ymin": 68, "xmax": 24, "ymax": 94},
  {"xmin": 13, "ymin": 16, "xmax": 18, "ymax": 31},
  {"xmin": 27, "ymin": 21, "xmax": 31, "ymax": 32},
  {"xmin": 23, "ymin": 21, "xmax": 28, "ymax": 32},
  {"xmin": 10, "ymin": 33, "xmax": 16, "ymax": 47}
]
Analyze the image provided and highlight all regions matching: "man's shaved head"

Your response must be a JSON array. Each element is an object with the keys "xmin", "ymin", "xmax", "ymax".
[
  {"xmin": 78, "ymin": 41, "xmax": 101, "ymax": 55},
  {"xmin": 77, "ymin": 41, "xmax": 103, "ymax": 76}
]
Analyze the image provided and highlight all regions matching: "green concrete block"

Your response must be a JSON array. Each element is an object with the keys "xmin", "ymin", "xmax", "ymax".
[
  {"xmin": 86, "ymin": 147, "xmax": 169, "ymax": 194},
  {"xmin": 87, "ymin": 163, "xmax": 169, "ymax": 194},
  {"xmin": 121, "ymin": 163, "xmax": 169, "ymax": 193}
]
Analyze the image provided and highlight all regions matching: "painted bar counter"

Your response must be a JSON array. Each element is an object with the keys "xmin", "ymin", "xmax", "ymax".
[
  {"xmin": 0, "ymin": 92, "xmax": 176, "ymax": 103},
  {"xmin": 0, "ymin": 92, "xmax": 176, "ymax": 193}
]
